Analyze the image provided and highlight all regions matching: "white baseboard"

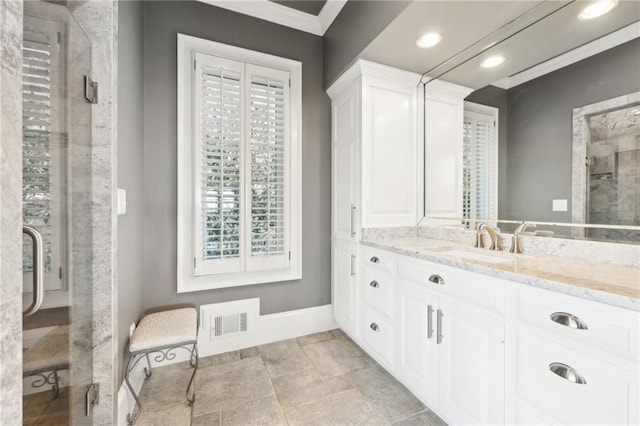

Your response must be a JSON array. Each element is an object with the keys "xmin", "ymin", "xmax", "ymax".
[{"xmin": 117, "ymin": 303, "xmax": 336, "ymax": 425}]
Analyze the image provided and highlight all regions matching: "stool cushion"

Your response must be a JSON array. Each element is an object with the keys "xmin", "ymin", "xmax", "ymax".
[{"xmin": 130, "ymin": 308, "xmax": 197, "ymax": 353}]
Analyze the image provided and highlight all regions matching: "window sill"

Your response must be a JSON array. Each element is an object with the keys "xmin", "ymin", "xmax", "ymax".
[{"xmin": 177, "ymin": 268, "xmax": 302, "ymax": 293}]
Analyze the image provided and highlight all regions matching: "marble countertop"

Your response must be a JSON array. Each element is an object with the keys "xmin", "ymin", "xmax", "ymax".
[{"xmin": 361, "ymin": 237, "xmax": 640, "ymax": 312}]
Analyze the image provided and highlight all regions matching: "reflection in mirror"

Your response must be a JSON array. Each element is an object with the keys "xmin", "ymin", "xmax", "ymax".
[{"xmin": 419, "ymin": 1, "xmax": 640, "ymax": 242}]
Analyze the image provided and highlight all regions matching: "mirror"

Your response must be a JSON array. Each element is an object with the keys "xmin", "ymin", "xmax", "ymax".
[{"xmin": 421, "ymin": 1, "xmax": 640, "ymax": 242}]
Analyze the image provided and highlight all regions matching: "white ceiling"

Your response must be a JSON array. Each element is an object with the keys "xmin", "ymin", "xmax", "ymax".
[{"xmin": 360, "ymin": 1, "xmax": 640, "ymax": 89}]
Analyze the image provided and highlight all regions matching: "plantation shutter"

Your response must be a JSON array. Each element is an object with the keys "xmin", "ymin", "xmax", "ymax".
[
  {"xmin": 245, "ymin": 64, "xmax": 289, "ymax": 271},
  {"xmin": 463, "ymin": 110, "xmax": 498, "ymax": 224},
  {"xmin": 194, "ymin": 53, "xmax": 244, "ymax": 276}
]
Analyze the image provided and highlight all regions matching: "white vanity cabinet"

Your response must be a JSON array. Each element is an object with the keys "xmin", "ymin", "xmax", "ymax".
[
  {"xmin": 506, "ymin": 284, "xmax": 640, "ymax": 425},
  {"xmin": 395, "ymin": 256, "xmax": 506, "ymax": 426}
]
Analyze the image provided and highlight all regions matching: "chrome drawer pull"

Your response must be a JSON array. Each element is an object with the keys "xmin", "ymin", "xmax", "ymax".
[
  {"xmin": 428, "ymin": 274, "xmax": 445, "ymax": 285},
  {"xmin": 549, "ymin": 362, "xmax": 587, "ymax": 384},
  {"xmin": 370, "ymin": 322, "xmax": 380, "ymax": 332},
  {"xmin": 370, "ymin": 256, "xmax": 380, "ymax": 264},
  {"xmin": 427, "ymin": 305, "xmax": 434, "ymax": 339},
  {"xmin": 369, "ymin": 280, "xmax": 379, "ymax": 288},
  {"xmin": 436, "ymin": 309, "xmax": 443, "ymax": 344},
  {"xmin": 550, "ymin": 312, "xmax": 588, "ymax": 330}
]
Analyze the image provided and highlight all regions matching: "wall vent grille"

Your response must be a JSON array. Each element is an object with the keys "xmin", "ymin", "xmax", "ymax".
[{"xmin": 200, "ymin": 298, "xmax": 258, "ymax": 341}]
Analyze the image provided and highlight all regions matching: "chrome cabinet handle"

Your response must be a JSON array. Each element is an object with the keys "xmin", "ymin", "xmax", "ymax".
[
  {"xmin": 350, "ymin": 204, "xmax": 356, "ymax": 238},
  {"xmin": 428, "ymin": 274, "xmax": 445, "ymax": 285},
  {"xmin": 369, "ymin": 280, "xmax": 379, "ymax": 288},
  {"xmin": 23, "ymin": 225, "xmax": 44, "ymax": 317},
  {"xmin": 370, "ymin": 322, "xmax": 380, "ymax": 332},
  {"xmin": 549, "ymin": 362, "xmax": 587, "ymax": 384},
  {"xmin": 436, "ymin": 309, "xmax": 443, "ymax": 344},
  {"xmin": 369, "ymin": 256, "xmax": 380, "ymax": 264},
  {"xmin": 550, "ymin": 312, "xmax": 588, "ymax": 330},
  {"xmin": 427, "ymin": 305, "xmax": 434, "ymax": 339},
  {"xmin": 350, "ymin": 255, "xmax": 356, "ymax": 276}
]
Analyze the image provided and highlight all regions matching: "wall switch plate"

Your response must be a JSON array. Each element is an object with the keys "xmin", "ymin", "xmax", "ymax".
[{"xmin": 552, "ymin": 199, "xmax": 568, "ymax": 212}]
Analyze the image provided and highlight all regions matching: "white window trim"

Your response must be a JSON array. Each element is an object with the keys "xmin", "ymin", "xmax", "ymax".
[
  {"xmin": 463, "ymin": 101, "xmax": 499, "ymax": 223},
  {"xmin": 177, "ymin": 33, "xmax": 302, "ymax": 293}
]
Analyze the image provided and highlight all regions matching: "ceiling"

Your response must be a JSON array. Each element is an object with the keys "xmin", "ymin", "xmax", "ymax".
[
  {"xmin": 360, "ymin": 1, "xmax": 640, "ymax": 89},
  {"xmin": 270, "ymin": 0, "xmax": 327, "ymax": 16}
]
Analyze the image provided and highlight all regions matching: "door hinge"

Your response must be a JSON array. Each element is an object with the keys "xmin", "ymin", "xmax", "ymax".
[
  {"xmin": 59, "ymin": 267, "xmax": 62, "ymax": 280},
  {"xmin": 57, "ymin": 31, "xmax": 61, "ymax": 44},
  {"xmin": 194, "ymin": 257, "xmax": 196, "ymax": 268},
  {"xmin": 84, "ymin": 75, "xmax": 98, "ymax": 104},
  {"xmin": 288, "ymin": 251, "xmax": 291, "ymax": 260},
  {"xmin": 194, "ymin": 59, "xmax": 196, "ymax": 71},
  {"xmin": 86, "ymin": 383, "xmax": 100, "ymax": 417},
  {"xmin": 289, "ymin": 78, "xmax": 291, "ymax": 88}
]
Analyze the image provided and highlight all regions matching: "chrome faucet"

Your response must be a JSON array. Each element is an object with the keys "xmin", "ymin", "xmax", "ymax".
[
  {"xmin": 474, "ymin": 222, "xmax": 501, "ymax": 251},
  {"xmin": 509, "ymin": 222, "xmax": 536, "ymax": 254}
]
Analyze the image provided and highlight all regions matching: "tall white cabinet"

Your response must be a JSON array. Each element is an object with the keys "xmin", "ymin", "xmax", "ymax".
[{"xmin": 328, "ymin": 60, "xmax": 420, "ymax": 337}]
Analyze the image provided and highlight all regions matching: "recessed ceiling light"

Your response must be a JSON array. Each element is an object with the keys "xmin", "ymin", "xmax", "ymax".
[
  {"xmin": 416, "ymin": 33, "xmax": 442, "ymax": 48},
  {"xmin": 481, "ymin": 55, "xmax": 505, "ymax": 68},
  {"xmin": 578, "ymin": 0, "xmax": 619, "ymax": 20}
]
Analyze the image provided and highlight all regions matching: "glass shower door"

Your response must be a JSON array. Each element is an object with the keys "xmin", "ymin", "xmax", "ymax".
[{"xmin": 22, "ymin": 1, "xmax": 94, "ymax": 424}]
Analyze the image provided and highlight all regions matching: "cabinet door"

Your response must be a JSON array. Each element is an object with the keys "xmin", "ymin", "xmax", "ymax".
[
  {"xmin": 396, "ymin": 279, "xmax": 439, "ymax": 404},
  {"xmin": 360, "ymin": 77, "xmax": 417, "ymax": 227},
  {"xmin": 332, "ymin": 241, "xmax": 359, "ymax": 337},
  {"xmin": 332, "ymin": 85, "xmax": 359, "ymax": 241},
  {"xmin": 437, "ymin": 296, "xmax": 505, "ymax": 425}
]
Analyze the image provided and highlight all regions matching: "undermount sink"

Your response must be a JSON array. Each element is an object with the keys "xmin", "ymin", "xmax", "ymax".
[{"xmin": 442, "ymin": 248, "xmax": 527, "ymax": 264}]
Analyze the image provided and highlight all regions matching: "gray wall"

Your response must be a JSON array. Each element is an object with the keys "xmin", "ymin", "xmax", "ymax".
[
  {"xmin": 117, "ymin": 0, "xmax": 145, "ymax": 383},
  {"xmin": 505, "ymin": 39, "xmax": 640, "ymax": 223},
  {"xmin": 142, "ymin": 1, "xmax": 331, "ymax": 314},
  {"xmin": 323, "ymin": 0, "xmax": 410, "ymax": 89},
  {"xmin": 465, "ymin": 85, "xmax": 509, "ymax": 221}
]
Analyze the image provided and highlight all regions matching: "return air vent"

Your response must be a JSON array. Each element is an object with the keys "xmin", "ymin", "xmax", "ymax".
[{"xmin": 200, "ymin": 298, "xmax": 258, "ymax": 340}]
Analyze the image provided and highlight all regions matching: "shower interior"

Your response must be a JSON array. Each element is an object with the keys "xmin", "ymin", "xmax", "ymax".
[{"xmin": 21, "ymin": 1, "xmax": 94, "ymax": 424}]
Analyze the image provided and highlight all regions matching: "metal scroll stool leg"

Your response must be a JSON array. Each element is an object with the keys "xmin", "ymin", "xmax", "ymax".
[{"xmin": 186, "ymin": 343, "xmax": 198, "ymax": 405}]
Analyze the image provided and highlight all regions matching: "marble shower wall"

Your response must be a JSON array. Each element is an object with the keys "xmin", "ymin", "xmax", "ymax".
[
  {"xmin": 0, "ymin": 0, "xmax": 24, "ymax": 423},
  {"xmin": 587, "ymin": 105, "xmax": 640, "ymax": 241}
]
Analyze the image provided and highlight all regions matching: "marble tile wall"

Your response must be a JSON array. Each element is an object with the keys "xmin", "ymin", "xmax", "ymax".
[{"xmin": 0, "ymin": 0, "xmax": 24, "ymax": 423}]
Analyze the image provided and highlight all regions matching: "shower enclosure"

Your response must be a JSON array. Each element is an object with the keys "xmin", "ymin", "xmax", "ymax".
[{"xmin": 21, "ymin": 1, "xmax": 95, "ymax": 424}]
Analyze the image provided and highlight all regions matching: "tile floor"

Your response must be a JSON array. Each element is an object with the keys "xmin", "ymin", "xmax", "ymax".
[
  {"xmin": 133, "ymin": 329, "xmax": 447, "ymax": 426},
  {"xmin": 23, "ymin": 386, "xmax": 70, "ymax": 425}
]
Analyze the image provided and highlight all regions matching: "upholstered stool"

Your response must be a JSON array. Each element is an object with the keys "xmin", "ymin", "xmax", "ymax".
[{"xmin": 124, "ymin": 307, "xmax": 199, "ymax": 424}]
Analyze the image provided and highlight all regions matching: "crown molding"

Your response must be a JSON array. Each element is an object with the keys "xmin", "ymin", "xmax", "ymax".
[
  {"xmin": 493, "ymin": 21, "xmax": 640, "ymax": 90},
  {"xmin": 197, "ymin": 0, "xmax": 347, "ymax": 36}
]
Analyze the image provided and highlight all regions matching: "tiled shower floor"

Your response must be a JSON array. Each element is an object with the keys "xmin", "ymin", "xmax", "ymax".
[{"xmin": 133, "ymin": 329, "xmax": 447, "ymax": 426}]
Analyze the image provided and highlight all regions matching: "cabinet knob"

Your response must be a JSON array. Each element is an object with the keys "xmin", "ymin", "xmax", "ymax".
[
  {"xmin": 370, "ymin": 322, "xmax": 380, "ymax": 332},
  {"xmin": 428, "ymin": 274, "xmax": 445, "ymax": 285},
  {"xmin": 369, "ymin": 280, "xmax": 379, "ymax": 288},
  {"xmin": 549, "ymin": 362, "xmax": 587, "ymax": 384},
  {"xmin": 550, "ymin": 312, "xmax": 588, "ymax": 330},
  {"xmin": 370, "ymin": 256, "xmax": 380, "ymax": 264}
]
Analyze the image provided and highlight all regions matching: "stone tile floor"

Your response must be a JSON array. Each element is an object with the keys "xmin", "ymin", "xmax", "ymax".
[
  {"xmin": 23, "ymin": 386, "xmax": 70, "ymax": 426},
  {"xmin": 134, "ymin": 329, "xmax": 447, "ymax": 426}
]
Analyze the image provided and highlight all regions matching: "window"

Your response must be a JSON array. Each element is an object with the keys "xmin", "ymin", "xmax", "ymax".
[
  {"xmin": 177, "ymin": 34, "xmax": 301, "ymax": 292},
  {"xmin": 463, "ymin": 102, "xmax": 498, "ymax": 226}
]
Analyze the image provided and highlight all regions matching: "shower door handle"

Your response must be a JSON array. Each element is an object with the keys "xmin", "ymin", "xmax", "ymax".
[{"xmin": 23, "ymin": 225, "xmax": 44, "ymax": 316}]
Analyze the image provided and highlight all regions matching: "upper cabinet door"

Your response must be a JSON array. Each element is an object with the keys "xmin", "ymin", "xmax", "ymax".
[
  {"xmin": 361, "ymin": 76, "xmax": 418, "ymax": 228},
  {"xmin": 332, "ymin": 84, "xmax": 359, "ymax": 241},
  {"xmin": 423, "ymin": 81, "xmax": 473, "ymax": 221}
]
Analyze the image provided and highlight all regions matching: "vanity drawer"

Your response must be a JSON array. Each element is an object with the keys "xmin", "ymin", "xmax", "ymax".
[
  {"xmin": 397, "ymin": 257, "xmax": 505, "ymax": 315},
  {"xmin": 363, "ymin": 308, "xmax": 394, "ymax": 366},
  {"xmin": 511, "ymin": 329, "xmax": 638, "ymax": 426},
  {"xmin": 361, "ymin": 246, "xmax": 396, "ymax": 275},
  {"xmin": 363, "ymin": 268, "xmax": 394, "ymax": 319},
  {"xmin": 514, "ymin": 286, "xmax": 640, "ymax": 363}
]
